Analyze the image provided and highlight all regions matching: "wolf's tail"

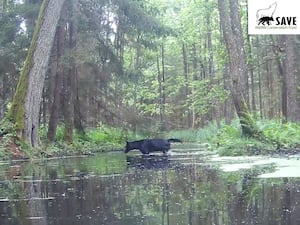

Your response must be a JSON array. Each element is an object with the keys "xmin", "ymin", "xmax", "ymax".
[{"xmin": 167, "ymin": 138, "xmax": 182, "ymax": 143}]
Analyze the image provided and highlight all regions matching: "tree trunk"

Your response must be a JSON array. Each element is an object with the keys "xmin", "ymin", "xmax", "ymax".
[
  {"xmin": 7, "ymin": 0, "xmax": 66, "ymax": 147},
  {"xmin": 74, "ymin": 71, "xmax": 85, "ymax": 136},
  {"xmin": 182, "ymin": 43, "xmax": 191, "ymax": 127},
  {"xmin": 281, "ymin": 35, "xmax": 300, "ymax": 122},
  {"xmin": 270, "ymin": 36, "xmax": 284, "ymax": 120},
  {"xmin": 218, "ymin": 0, "xmax": 258, "ymax": 136},
  {"xmin": 223, "ymin": 63, "xmax": 234, "ymax": 124},
  {"xmin": 0, "ymin": 73, "xmax": 3, "ymax": 120},
  {"xmin": 1, "ymin": 0, "xmax": 11, "ymax": 121},
  {"xmin": 246, "ymin": 35, "xmax": 256, "ymax": 112},
  {"xmin": 3, "ymin": 0, "xmax": 7, "ymax": 11},
  {"xmin": 62, "ymin": 66, "xmax": 75, "ymax": 144},
  {"xmin": 47, "ymin": 11, "xmax": 67, "ymax": 142},
  {"xmin": 206, "ymin": 0, "xmax": 214, "ymax": 77},
  {"xmin": 157, "ymin": 43, "xmax": 166, "ymax": 130},
  {"xmin": 63, "ymin": 0, "xmax": 77, "ymax": 143},
  {"xmin": 191, "ymin": 44, "xmax": 198, "ymax": 128},
  {"xmin": 258, "ymin": 63, "xmax": 263, "ymax": 119}
]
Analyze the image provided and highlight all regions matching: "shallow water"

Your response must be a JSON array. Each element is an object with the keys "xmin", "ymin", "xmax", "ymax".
[{"xmin": 0, "ymin": 148, "xmax": 300, "ymax": 225}]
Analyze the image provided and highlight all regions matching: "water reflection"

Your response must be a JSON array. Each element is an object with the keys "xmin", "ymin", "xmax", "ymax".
[
  {"xmin": 126, "ymin": 155, "xmax": 174, "ymax": 169},
  {"xmin": 0, "ymin": 153, "xmax": 300, "ymax": 225}
]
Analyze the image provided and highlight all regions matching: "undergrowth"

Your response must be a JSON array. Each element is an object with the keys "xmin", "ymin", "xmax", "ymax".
[
  {"xmin": 2, "ymin": 118, "xmax": 300, "ymax": 159},
  {"xmin": 167, "ymin": 119, "xmax": 300, "ymax": 156},
  {"xmin": 38, "ymin": 124, "xmax": 144, "ymax": 157}
]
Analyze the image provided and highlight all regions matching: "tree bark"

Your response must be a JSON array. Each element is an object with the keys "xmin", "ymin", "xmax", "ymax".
[
  {"xmin": 1, "ymin": 1, "xmax": 10, "ymax": 120},
  {"xmin": 74, "ymin": 72, "xmax": 85, "ymax": 136},
  {"xmin": 182, "ymin": 43, "xmax": 191, "ymax": 127},
  {"xmin": 223, "ymin": 63, "xmax": 234, "ymax": 124},
  {"xmin": 7, "ymin": 0, "xmax": 66, "ymax": 147},
  {"xmin": 0, "ymin": 73, "xmax": 3, "ymax": 120},
  {"xmin": 63, "ymin": 0, "xmax": 78, "ymax": 143},
  {"xmin": 206, "ymin": 0, "xmax": 214, "ymax": 77},
  {"xmin": 47, "ymin": 9, "xmax": 67, "ymax": 142},
  {"xmin": 246, "ymin": 35, "xmax": 256, "ymax": 112},
  {"xmin": 281, "ymin": 35, "xmax": 300, "ymax": 122},
  {"xmin": 218, "ymin": 0, "xmax": 257, "ymax": 136},
  {"xmin": 157, "ymin": 43, "xmax": 166, "ymax": 130},
  {"xmin": 62, "ymin": 65, "xmax": 75, "ymax": 144}
]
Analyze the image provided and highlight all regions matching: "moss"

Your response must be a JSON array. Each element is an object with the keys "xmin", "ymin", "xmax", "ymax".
[
  {"xmin": 6, "ymin": 0, "xmax": 50, "ymax": 138},
  {"xmin": 239, "ymin": 97, "xmax": 261, "ymax": 138}
]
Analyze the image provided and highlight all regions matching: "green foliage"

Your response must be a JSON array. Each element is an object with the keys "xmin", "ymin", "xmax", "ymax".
[
  {"xmin": 217, "ymin": 138, "xmax": 274, "ymax": 156},
  {"xmin": 113, "ymin": 0, "xmax": 171, "ymax": 37},
  {"xmin": 0, "ymin": 119, "xmax": 33, "ymax": 160},
  {"xmin": 1, "ymin": 0, "xmax": 300, "ymax": 161},
  {"xmin": 187, "ymin": 79, "xmax": 228, "ymax": 116},
  {"xmin": 259, "ymin": 120, "xmax": 300, "ymax": 148},
  {"xmin": 119, "ymin": 0, "xmax": 227, "ymax": 127},
  {"xmin": 38, "ymin": 124, "xmax": 142, "ymax": 157},
  {"xmin": 167, "ymin": 121, "xmax": 220, "ymax": 143},
  {"xmin": 215, "ymin": 119, "xmax": 273, "ymax": 156},
  {"xmin": 169, "ymin": 118, "xmax": 300, "ymax": 156},
  {"xmin": 4, "ymin": 118, "xmax": 300, "ymax": 159},
  {"xmin": 0, "ymin": 119, "xmax": 16, "ymax": 159},
  {"xmin": 167, "ymin": 129, "xmax": 198, "ymax": 143},
  {"xmin": 216, "ymin": 119, "xmax": 300, "ymax": 156},
  {"xmin": 238, "ymin": 98, "xmax": 262, "ymax": 138},
  {"xmin": 0, "ymin": 119, "xmax": 16, "ymax": 136},
  {"xmin": 86, "ymin": 125, "xmax": 126, "ymax": 144}
]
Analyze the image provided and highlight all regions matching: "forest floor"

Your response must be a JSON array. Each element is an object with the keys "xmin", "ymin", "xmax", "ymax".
[
  {"xmin": 2, "ymin": 119, "xmax": 300, "ymax": 161},
  {"xmin": 0, "ymin": 137, "xmax": 24, "ymax": 160},
  {"xmin": 2, "ymin": 138, "xmax": 300, "ymax": 162}
]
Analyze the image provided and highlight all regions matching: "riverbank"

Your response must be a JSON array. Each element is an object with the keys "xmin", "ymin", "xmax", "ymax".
[{"xmin": 1, "ymin": 119, "xmax": 300, "ymax": 160}]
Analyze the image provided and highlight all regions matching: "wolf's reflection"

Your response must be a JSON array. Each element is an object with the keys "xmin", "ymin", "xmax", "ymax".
[{"xmin": 126, "ymin": 155, "xmax": 173, "ymax": 169}]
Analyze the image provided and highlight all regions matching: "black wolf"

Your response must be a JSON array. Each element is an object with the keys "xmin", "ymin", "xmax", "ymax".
[
  {"xmin": 258, "ymin": 16, "xmax": 274, "ymax": 25},
  {"xmin": 125, "ymin": 138, "xmax": 182, "ymax": 154}
]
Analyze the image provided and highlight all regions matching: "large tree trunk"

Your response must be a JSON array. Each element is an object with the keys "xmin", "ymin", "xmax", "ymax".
[
  {"xmin": 223, "ymin": 63, "xmax": 234, "ymax": 124},
  {"xmin": 47, "ymin": 9, "xmax": 67, "ymax": 142},
  {"xmin": 63, "ymin": 0, "xmax": 77, "ymax": 143},
  {"xmin": 281, "ymin": 35, "xmax": 300, "ymax": 122},
  {"xmin": 218, "ymin": 0, "xmax": 258, "ymax": 136},
  {"xmin": 7, "ymin": 0, "xmax": 66, "ymax": 147},
  {"xmin": 246, "ymin": 35, "xmax": 256, "ymax": 112}
]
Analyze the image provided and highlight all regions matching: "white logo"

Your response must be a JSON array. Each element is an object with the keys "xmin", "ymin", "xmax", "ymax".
[{"xmin": 248, "ymin": 0, "xmax": 299, "ymax": 34}]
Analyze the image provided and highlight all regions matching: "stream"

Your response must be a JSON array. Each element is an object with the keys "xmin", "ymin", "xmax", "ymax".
[{"xmin": 1, "ymin": 144, "xmax": 300, "ymax": 225}]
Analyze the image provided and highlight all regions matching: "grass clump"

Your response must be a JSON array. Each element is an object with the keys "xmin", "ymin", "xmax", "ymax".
[
  {"xmin": 6, "ymin": 117, "xmax": 300, "ymax": 159},
  {"xmin": 215, "ymin": 121, "xmax": 273, "ymax": 156},
  {"xmin": 38, "ymin": 124, "xmax": 143, "ymax": 157},
  {"xmin": 167, "ymin": 121, "xmax": 220, "ymax": 143},
  {"xmin": 215, "ymin": 119, "xmax": 300, "ymax": 156},
  {"xmin": 258, "ymin": 120, "xmax": 300, "ymax": 148},
  {"xmin": 168, "ymin": 119, "xmax": 300, "ymax": 156}
]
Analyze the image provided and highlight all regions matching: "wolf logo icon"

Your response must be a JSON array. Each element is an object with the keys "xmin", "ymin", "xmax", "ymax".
[
  {"xmin": 258, "ymin": 16, "xmax": 274, "ymax": 25},
  {"xmin": 256, "ymin": 2, "xmax": 277, "ymax": 26}
]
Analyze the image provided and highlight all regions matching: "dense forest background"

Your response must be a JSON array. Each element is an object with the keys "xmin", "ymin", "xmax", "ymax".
[{"xmin": 1, "ymin": 0, "xmax": 300, "ymax": 151}]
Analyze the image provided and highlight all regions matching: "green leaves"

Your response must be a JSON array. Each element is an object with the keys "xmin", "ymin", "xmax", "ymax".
[
  {"xmin": 260, "ymin": 120, "xmax": 300, "ymax": 148},
  {"xmin": 186, "ymin": 79, "xmax": 228, "ymax": 116}
]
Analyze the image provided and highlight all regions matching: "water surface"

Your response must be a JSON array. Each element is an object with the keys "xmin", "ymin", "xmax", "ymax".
[{"xmin": 0, "ymin": 148, "xmax": 300, "ymax": 225}]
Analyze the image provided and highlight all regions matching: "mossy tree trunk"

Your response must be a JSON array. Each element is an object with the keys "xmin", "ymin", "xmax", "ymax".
[
  {"xmin": 218, "ymin": 0, "xmax": 259, "ymax": 137},
  {"xmin": 6, "ymin": 0, "xmax": 66, "ymax": 147}
]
